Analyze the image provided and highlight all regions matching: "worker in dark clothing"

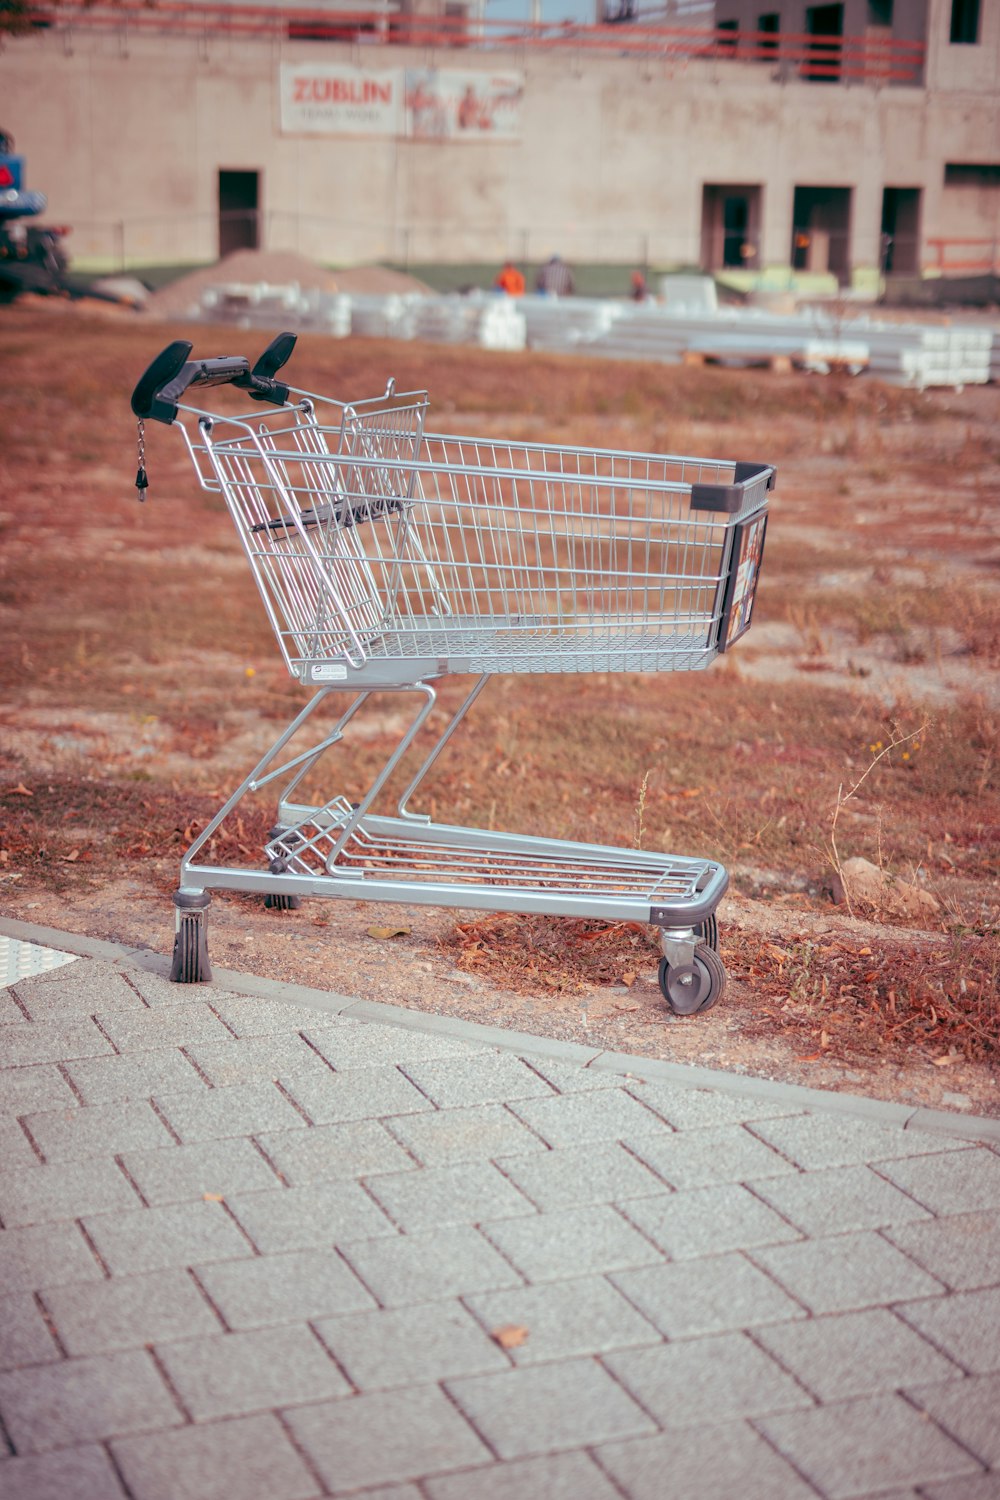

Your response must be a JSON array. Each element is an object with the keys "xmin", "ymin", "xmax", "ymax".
[{"xmin": 535, "ymin": 254, "xmax": 575, "ymax": 296}]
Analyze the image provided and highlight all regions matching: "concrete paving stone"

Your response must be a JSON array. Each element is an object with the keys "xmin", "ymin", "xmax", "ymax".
[
  {"xmin": 64, "ymin": 1047, "xmax": 207, "ymax": 1106},
  {"xmin": 82, "ymin": 1200, "xmax": 253, "ymax": 1274},
  {"xmin": 908, "ymin": 1373, "xmax": 1000, "ymax": 1469},
  {"xmin": 338, "ymin": 1224, "xmax": 524, "ymax": 1307},
  {"xmin": 194, "ymin": 1247, "xmax": 376, "ymax": 1328},
  {"xmin": 623, "ymin": 1079, "xmax": 798, "ymax": 1130},
  {"xmin": 226, "ymin": 1180, "xmax": 398, "ymax": 1253},
  {"xmin": 755, "ymin": 1391, "xmax": 982, "ymax": 1498},
  {"xmin": 206, "ymin": 993, "xmax": 343, "ymax": 1038},
  {"xmin": 0, "ymin": 990, "xmax": 27, "ymax": 1022},
  {"xmin": 396, "ymin": 1054, "xmax": 556, "ymax": 1110},
  {"xmin": 628, "ymin": 1123, "xmax": 799, "ymax": 1189},
  {"xmin": 2, "ymin": 1017, "xmax": 114, "ymax": 1067},
  {"xmin": 21, "ymin": 1098, "xmax": 175, "ymax": 1163},
  {"xmin": 0, "ymin": 1115, "xmax": 42, "ymax": 1170},
  {"xmin": 610, "ymin": 1251, "xmax": 807, "ymax": 1338},
  {"xmin": 111, "ymin": 1412, "xmax": 320, "ymax": 1500},
  {"xmin": 594, "ymin": 1421, "xmax": 823, "ymax": 1499},
  {"xmin": 479, "ymin": 1204, "xmax": 663, "ymax": 1283},
  {"xmin": 506, "ymin": 1088, "xmax": 676, "ymax": 1150},
  {"xmin": 874, "ymin": 1148, "xmax": 1000, "ymax": 1216},
  {"xmin": 127, "ymin": 967, "xmax": 239, "ymax": 1011},
  {"xmin": 621, "ymin": 1181, "xmax": 801, "ymax": 1260},
  {"xmin": 746, "ymin": 1114, "xmax": 965, "ymax": 1171},
  {"xmin": 383, "ymin": 1105, "xmax": 549, "ymax": 1168},
  {"xmin": 920, "ymin": 1478, "xmax": 1000, "ymax": 1500},
  {"xmin": 153, "ymin": 1079, "xmax": 308, "ymax": 1142},
  {"xmin": 94, "ymin": 1004, "xmax": 234, "ymax": 1053},
  {"xmin": 257, "ymin": 1119, "xmax": 417, "ymax": 1186},
  {"xmin": 0, "ymin": 1444, "xmax": 129, "ymax": 1500},
  {"xmin": 183, "ymin": 1033, "xmax": 329, "ymax": 1087},
  {"xmin": 0, "ymin": 1291, "xmax": 62, "ymax": 1370},
  {"xmin": 13, "ymin": 966, "xmax": 144, "ymax": 1022},
  {"xmin": 0, "ymin": 1063, "xmax": 78, "ymax": 1115},
  {"xmin": 516, "ymin": 1057, "xmax": 623, "ymax": 1094},
  {"xmin": 40, "ymin": 1267, "xmax": 222, "ymax": 1355},
  {"xmin": 750, "ymin": 1229, "xmax": 946, "ymax": 1314},
  {"xmin": 463, "ymin": 1275, "xmax": 661, "ymax": 1364},
  {"xmin": 752, "ymin": 1307, "xmax": 964, "ymax": 1401},
  {"xmin": 882, "ymin": 1211, "xmax": 1000, "ymax": 1291},
  {"xmin": 346, "ymin": 1489, "xmax": 423, "ymax": 1500},
  {"xmin": 445, "ymin": 1356, "xmax": 656, "ymax": 1460},
  {"xmin": 0, "ymin": 1347, "xmax": 182, "ymax": 1453},
  {"xmin": 604, "ymin": 1329, "xmax": 812, "ymax": 1428},
  {"xmin": 303, "ymin": 1017, "xmax": 486, "ymax": 1071},
  {"xmin": 314, "ymin": 1301, "xmax": 509, "ymax": 1389},
  {"xmin": 365, "ymin": 1160, "xmax": 537, "ymax": 1233},
  {"xmin": 0, "ymin": 1156, "xmax": 141, "ymax": 1226},
  {"xmin": 155, "ymin": 1323, "xmax": 350, "ymax": 1420},
  {"xmin": 119, "ymin": 1138, "xmax": 282, "ymax": 1206},
  {"xmin": 896, "ymin": 1287, "xmax": 1000, "ymax": 1374},
  {"xmin": 0, "ymin": 1220, "xmax": 103, "ymax": 1293},
  {"xmin": 281, "ymin": 1064, "xmax": 435, "ymax": 1127},
  {"xmin": 283, "ymin": 1385, "xmax": 490, "ymax": 1492},
  {"xmin": 494, "ymin": 1142, "xmax": 668, "ymax": 1212},
  {"xmin": 425, "ymin": 1450, "xmax": 623, "ymax": 1500},
  {"xmin": 751, "ymin": 1163, "xmax": 933, "ymax": 1238}
]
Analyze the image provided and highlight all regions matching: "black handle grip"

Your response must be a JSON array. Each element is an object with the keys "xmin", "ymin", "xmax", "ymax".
[{"xmin": 131, "ymin": 332, "xmax": 298, "ymax": 424}]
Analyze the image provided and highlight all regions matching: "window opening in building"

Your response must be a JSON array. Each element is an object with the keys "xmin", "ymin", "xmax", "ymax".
[
  {"xmin": 950, "ymin": 0, "xmax": 980, "ymax": 44},
  {"xmin": 218, "ymin": 170, "xmax": 259, "ymax": 259},
  {"xmin": 805, "ymin": 3, "xmax": 844, "ymax": 81},
  {"xmin": 757, "ymin": 12, "xmax": 780, "ymax": 56},
  {"xmin": 716, "ymin": 18, "xmax": 739, "ymax": 50},
  {"xmin": 701, "ymin": 185, "xmax": 762, "ymax": 271},
  {"xmin": 880, "ymin": 187, "xmax": 920, "ymax": 275},
  {"xmin": 867, "ymin": 0, "xmax": 892, "ymax": 24},
  {"xmin": 791, "ymin": 185, "xmax": 852, "ymax": 283}
]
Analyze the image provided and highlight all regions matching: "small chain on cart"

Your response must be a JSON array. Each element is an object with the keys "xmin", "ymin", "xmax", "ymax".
[{"xmin": 134, "ymin": 417, "xmax": 149, "ymax": 501}]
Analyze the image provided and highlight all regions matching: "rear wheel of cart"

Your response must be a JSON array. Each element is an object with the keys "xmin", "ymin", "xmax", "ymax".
[
  {"xmin": 658, "ymin": 943, "xmax": 726, "ymax": 1016},
  {"xmin": 695, "ymin": 914, "xmax": 718, "ymax": 952}
]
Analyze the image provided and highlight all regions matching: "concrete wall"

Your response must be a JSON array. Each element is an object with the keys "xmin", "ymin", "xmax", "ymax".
[{"xmin": 1, "ymin": 15, "xmax": 997, "ymax": 278}]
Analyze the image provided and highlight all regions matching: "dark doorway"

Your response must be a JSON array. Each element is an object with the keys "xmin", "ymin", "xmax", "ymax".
[
  {"xmin": 218, "ymin": 170, "xmax": 260, "ymax": 259},
  {"xmin": 880, "ymin": 187, "xmax": 920, "ymax": 275},
  {"xmin": 791, "ymin": 185, "xmax": 852, "ymax": 283},
  {"xmin": 805, "ymin": 3, "xmax": 844, "ymax": 80},
  {"xmin": 701, "ymin": 185, "xmax": 762, "ymax": 271}
]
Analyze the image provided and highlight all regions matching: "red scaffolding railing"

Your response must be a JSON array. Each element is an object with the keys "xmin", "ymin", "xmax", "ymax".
[{"xmin": 5, "ymin": 3, "xmax": 926, "ymax": 83}]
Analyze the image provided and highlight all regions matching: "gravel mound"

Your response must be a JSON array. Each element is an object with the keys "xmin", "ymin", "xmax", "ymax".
[{"xmin": 145, "ymin": 249, "xmax": 432, "ymax": 318}]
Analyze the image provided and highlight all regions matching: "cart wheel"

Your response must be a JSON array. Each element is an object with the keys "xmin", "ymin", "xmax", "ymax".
[
  {"xmin": 264, "ymin": 892, "xmax": 301, "ymax": 911},
  {"xmin": 695, "ymin": 913, "xmax": 719, "ymax": 952},
  {"xmin": 658, "ymin": 944, "xmax": 726, "ymax": 1016},
  {"xmin": 169, "ymin": 893, "xmax": 212, "ymax": 984}
]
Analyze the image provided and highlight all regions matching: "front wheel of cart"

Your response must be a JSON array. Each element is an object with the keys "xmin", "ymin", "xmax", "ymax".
[{"xmin": 658, "ymin": 944, "xmax": 726, "ymax": 1016}]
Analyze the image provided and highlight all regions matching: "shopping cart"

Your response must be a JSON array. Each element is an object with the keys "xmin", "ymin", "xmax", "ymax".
[{"xmin": 131, "ymin": 333, "xmax": 774, "ymax": 1014}]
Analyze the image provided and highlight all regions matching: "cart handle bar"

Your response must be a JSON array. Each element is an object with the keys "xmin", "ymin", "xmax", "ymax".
[{"xmin": 131, "ymin": 332, "xmax": 297, "ymax": 425}]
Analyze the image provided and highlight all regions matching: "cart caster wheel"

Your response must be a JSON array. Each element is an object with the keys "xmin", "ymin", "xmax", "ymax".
[
  {"xmin": 695, "ymin": 913, "xmax": 719, "ymax": 952},
  {"xmin": 264, "ymin": 892, "xmax": 301, "ymax": 911},
  {"xmin": 658, "ymin": 943, "xmax": 726, "ymax": 1016},
  {"xmin": 169, "ymin": 891, "xmax": 212, "ymax": 984}
]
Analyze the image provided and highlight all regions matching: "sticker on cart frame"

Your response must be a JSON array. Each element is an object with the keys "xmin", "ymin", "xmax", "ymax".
[{"xmin": 717, "ymin": 511, "xmax": 768, "ymax": 653}]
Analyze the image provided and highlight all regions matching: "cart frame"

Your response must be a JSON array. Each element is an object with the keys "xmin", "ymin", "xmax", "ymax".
[{"xmin": 131, "ymin": 333, "xmax": 774, "ymax": 1014}]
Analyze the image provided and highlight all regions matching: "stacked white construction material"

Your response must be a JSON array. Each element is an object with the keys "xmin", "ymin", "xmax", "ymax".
[
  {"xmin": 470, "ymin": 295, "xmax": 527, "ymax": 351},
  {"xmin": 199, "ymin": 280, "xmax": 312, "ymax": 327},
  {"xmin": 857, "ymin": 320, "xmax": 993, "ymax": 389},
  {"xmin": 659, "ymin": 275, "xmax": 719, "ymax": 315},
  {"xmin": 991, "ymin": 329, "xmax": 1000, "ymax": 383},
  {"xmin": 348, "ymin": 293, "xmax": 419, "ymax": 340},
  {"xmin": 522, "ymin": 296, "xmax": 624, "ymax": 352}
]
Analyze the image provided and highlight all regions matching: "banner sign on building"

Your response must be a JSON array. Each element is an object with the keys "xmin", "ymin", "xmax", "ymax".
[
  {"xmin": 280, "ymin": 63, "xmax": 402, "ymax": 136},
  {"xmin": 404, "ymin": 69, "xmax": 524, "ymax": 140}
]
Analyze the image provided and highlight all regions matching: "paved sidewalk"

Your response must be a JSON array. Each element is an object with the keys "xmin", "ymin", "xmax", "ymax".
[{"xmin": 1, "ymin": 918, "xmax": 999, "ymax": 1500}]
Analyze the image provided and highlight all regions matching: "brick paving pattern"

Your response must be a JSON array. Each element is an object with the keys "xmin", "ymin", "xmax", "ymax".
[{"xmin": 0, "ymin": 934, "xmax": 998, "ymax": 1499}]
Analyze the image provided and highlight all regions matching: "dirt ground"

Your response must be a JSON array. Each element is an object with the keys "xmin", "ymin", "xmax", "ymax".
[{"xmin": 1, "ymin": 299, "xmax": 997, "ymax": 1118}]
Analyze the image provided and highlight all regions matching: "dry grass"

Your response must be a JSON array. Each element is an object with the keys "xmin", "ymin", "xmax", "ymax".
[{"xmin": 1, "ymin": 302, "xmax": 998, "ymax": 1071}]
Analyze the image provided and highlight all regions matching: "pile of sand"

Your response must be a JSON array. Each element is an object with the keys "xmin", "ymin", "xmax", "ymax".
[{"xmin": 145, "ymin": 249, "xmax": 432, "ymax": 318}]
